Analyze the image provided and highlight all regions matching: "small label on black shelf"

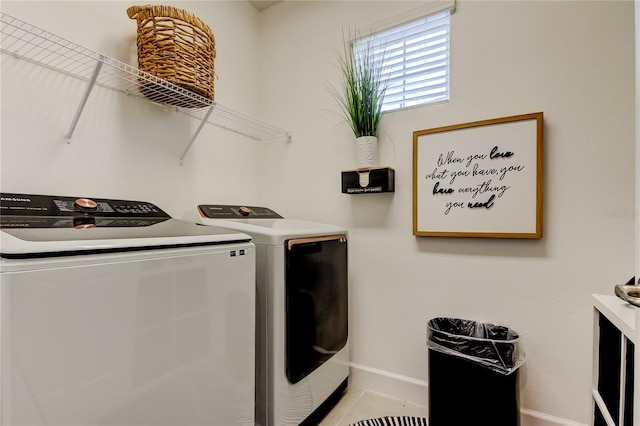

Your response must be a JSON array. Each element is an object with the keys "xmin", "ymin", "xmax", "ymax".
[
  {"xmin": 347, "ymin": 186, "xmax": 383, "ymax": 194},
  {"xmin": 341, "ymin": 167, "xmax": 395, "ymax": 194}
]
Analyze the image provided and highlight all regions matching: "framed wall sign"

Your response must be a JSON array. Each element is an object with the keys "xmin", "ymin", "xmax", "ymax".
[{"xmin": 413, "ymin": 112, "xmax": 543, "ymax": 238}]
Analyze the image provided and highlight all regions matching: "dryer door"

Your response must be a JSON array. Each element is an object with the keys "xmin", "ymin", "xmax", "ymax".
[{"xmin": 285, "ymin": 235, "xmax": 348, "ymax": 384}]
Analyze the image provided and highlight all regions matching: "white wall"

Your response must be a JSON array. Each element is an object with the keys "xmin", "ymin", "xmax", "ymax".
[
  {"xmin": 0, "ymin": 0, "xmax": 263, "ymax": 217},
  {"xmin": 257, "ymin": 1, "xmax": 636, "ymax": 424}
]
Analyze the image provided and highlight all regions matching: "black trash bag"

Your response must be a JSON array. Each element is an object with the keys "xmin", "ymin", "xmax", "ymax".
[{"xmin": 427, "ymin": 317, "xmax": 525, "ymax": 375}]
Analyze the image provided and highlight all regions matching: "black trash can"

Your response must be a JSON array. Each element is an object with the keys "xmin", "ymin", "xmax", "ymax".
[{"xmin": 427, "ymin": 318, "xmax": 525, "ymax": 426}]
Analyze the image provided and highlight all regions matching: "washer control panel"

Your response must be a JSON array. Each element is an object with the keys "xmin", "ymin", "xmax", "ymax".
[
  {"xmin": 0, "ymin": 193, "xmax": 170, "ymax": 229},
  {"xmin": 1, "ymin": 193, "xmax": 168, "ymax": 217},
  {"xmin": 198, "ymin": 204, "xmax": 283, "ymax": 219}
]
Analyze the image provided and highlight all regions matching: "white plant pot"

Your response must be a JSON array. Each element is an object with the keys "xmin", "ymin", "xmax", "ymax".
[{"xmin": 356, "ymin": 136, "xmax": 378, "ymax": 169}]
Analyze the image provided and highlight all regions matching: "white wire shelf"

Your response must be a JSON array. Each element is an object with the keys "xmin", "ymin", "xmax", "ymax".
[{"xmin": 0, "ymin": 12, "xmax": 291, "ymax": 160}]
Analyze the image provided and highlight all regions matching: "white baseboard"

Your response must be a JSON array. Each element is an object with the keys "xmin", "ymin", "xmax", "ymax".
[
  {"xmin": 519, "ymin": 409, "xmax": 588, "ymax": 426},
  {"xmin": 348, "ymin": 361, "xmax": 429, "ymax": 407},
  {"xmin": 348, "ymin": 362, "xmax": 588, "ymax": 426}
]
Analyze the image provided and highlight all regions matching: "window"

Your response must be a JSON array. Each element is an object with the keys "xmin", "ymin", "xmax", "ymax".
[{"xmin": 355, "ymin": 8, "xmax": 452, "ymax": 112}]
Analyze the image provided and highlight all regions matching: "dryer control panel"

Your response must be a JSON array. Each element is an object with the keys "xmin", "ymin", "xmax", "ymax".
[{"xmin": 198, "ymin": 204, "xmax": 283, "ymax": 219}]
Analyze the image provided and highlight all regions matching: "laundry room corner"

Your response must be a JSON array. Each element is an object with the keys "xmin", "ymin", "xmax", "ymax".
[
  {"xmin": 0, "ymin": 0, "xmax": 637, "ymax": 425},
  {"xmin": 255, "ymin": 1, "xmax": 636, "ymax": 425}
]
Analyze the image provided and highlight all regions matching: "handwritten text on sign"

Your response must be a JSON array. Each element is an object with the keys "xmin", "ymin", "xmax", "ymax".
[
  {"xmin": 413, "ymin": 113, "xmax": 542, "ymax": 237},
  {"xmin": 425, "ymin": 146, "xmax": 526, "ymax": 215}
]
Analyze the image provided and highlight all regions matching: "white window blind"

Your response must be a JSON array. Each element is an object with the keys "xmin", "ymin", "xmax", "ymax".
[{"xmin": 355, "ymin": 8, "xmax": 452, "ymax": 112}]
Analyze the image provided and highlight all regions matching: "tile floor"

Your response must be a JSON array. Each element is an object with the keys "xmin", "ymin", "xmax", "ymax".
[{"xmin": 318, "ymin": 387, "xmax": 428, "ymax": 426}]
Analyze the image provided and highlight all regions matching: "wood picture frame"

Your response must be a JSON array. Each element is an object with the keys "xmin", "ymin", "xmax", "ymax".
[{"xmin": 413, "ymin": 112, "xmax": 543, "ymax": 238}]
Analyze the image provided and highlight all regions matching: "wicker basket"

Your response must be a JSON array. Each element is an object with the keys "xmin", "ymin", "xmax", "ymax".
[{"xmin": 127, "ymin": 5, "xmax": 216, "ymax": 108}]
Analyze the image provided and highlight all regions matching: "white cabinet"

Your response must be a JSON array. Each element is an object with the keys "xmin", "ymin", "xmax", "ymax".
[
  {"xmin": 0, "ymin": 12, "xmax": 291, "ymax": 161},
  {"xmin": 592, "ymin": 295, "xmax": 639, "ymax": 426}
]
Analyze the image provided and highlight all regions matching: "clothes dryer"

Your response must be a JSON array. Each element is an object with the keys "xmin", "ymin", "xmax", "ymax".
[
  {"xmin": 0, "ymin": 193, "xmax": 256, "ymax": 426},
  {"xmin": 186, "ymin": 204, "xmax": 349, "ymax": 426}
]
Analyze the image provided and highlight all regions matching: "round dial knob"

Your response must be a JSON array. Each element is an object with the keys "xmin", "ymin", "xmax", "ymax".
[
  {"xmin": 74, "ymin": 198, "xmax": 97, "ymax": 211},
  {"xmin": 239, "ymin": 206, "xmax": 252, "ymax": 216}
]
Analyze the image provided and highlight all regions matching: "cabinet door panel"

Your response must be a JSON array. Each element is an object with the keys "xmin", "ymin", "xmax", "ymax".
[
  {"xmin": 598, "ymin": 313, "xmax": 622, "ymax": 423},
  {"xmin": 623, "ymin": 341, "xmax": 634, "ymax": 426}
]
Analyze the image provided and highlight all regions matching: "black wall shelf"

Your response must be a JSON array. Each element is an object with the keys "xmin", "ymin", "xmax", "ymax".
[{"xmin": 342, "ymin": 167, "xmax": 395, "ymax": 194}]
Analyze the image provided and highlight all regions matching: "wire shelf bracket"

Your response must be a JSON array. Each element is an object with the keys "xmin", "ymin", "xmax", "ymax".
[
  {"xmin": 0, "ymin": 12, "xmax": 292, "ymax": 158},
  {"xmin": 180, "ymin": 104, "xmax": 215, "ymax": 162},
  {"xmin": 66, "ymin": 56, "xmax": 103, "ymax": 140}
]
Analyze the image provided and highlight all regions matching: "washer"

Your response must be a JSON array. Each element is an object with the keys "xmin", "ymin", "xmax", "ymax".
[
  {"xmin": 0, "ymin": 193, "xmax": 256, "ymax": 426},
  {"xmin": 186, "ymin": 204, "xmax": 349, "ymax": 426}
]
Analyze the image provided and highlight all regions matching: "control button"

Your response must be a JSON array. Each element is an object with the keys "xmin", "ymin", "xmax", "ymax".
[
  {"xmin": 239, "ymin": 206, "xmax": 252, "ymax": 216},
  {"xmin": 74, "ymin": 198, "xmax": 97, "ymax": 211}
]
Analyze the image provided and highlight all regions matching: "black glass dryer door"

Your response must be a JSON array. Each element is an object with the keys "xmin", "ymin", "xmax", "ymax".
[{"xmin": 285, "ymin": 235, "xmax": 348, "ymax": 384}]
